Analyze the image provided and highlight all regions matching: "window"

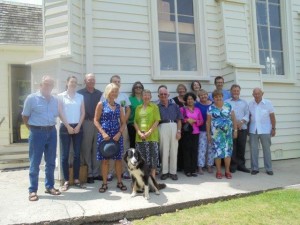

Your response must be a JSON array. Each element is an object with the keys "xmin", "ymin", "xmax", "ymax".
[
  {"xmin": 157, "ymin": 0, "xmax": 197, "ymax": 71},
  {"xmin": 256, "ymin": 0, "xmax": 284, "ymax": 75}
]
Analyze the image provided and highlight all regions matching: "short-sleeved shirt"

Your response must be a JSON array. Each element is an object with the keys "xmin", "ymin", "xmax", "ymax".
[
  {"xmin": 78, "ymin": 88, "xmax": 102, "ymax": 120},
  {"xmin": 248, "ymin": 98, "xmax": 275, "ymax": 134},
  {"xmin": 128, "ymin": 96, "xmax": 143, "ymax": 124},
  {"xmin": 22, "ymin": 91, "xmax": 59, "ymax": 126},
  {"xmin": 225, "ymin": 98, "xmax": 249, "ymax": 130},
  {"xmin": 195, "ymin": 102, "xmax": 212, "ymax": 131},
  {"xmin": 134, "ymin": 102, "xmax": 161, "ymax": 142},
  {"xmin": 209, "ymin": 89, "xmax": 231, "ymax": 101},
  {"xmin": 58, "ymin": 91, "xmax": 84, "ymax": 124},
  {"xmin": 157, "ymin": 101, "xmax": 183, "ymax": 122},
  {"xmin": 180, "ymin": 107, "xmax": 203, "ymax": 134}
]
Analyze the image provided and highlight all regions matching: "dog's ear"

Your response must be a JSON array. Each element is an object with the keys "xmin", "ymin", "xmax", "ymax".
[{"xmin": 123, "ymin": 149, "xmax": 129, "ymax": 163}]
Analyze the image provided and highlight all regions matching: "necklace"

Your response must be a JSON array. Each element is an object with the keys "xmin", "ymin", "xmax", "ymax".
[{"xmin": 108, "ymin": 101, "xmax": 115, "ymax": 107}]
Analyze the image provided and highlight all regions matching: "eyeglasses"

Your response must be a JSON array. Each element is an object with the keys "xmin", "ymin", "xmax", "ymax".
[{"xmin": 134, "ymin": 86, "xmax": 143, "ymax": 89}]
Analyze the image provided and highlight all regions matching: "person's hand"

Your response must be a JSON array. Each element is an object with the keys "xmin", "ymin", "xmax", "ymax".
[
  {"xmin": 138, "ymin": 130, "xmax": 146, "ymax": 140},
  {"xmin": 186, "ymin": 118, "xmax": 195, "ymax": 125},
  {"xmin": 66, "ymin": 125, "xmax": 74, "ymax": 134},
  {"xmin": 74, "ymin": 125, "xmax": 81, "ymax": 134},
  {"xmin": 113, "ymin": 131, "xmax": 122, "ymax": 142},
  {"xmin": 233, "ymin": 130, "xmax": 238, "ymax": 139},
  {"xmin": 176, "ymin": 132, "xmax": 181, "ymax": 140},
  {"xmin": 271, "ymin": 129, "xmax": 276, "ymax": 137},
  {"xmin": 102, "ymin": 132, "xmax": 110, "ymax": 141}
]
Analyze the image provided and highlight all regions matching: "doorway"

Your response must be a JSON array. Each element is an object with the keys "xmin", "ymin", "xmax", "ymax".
[{"xmin": 10, "ymin": 65, "xmax": 31, "ymax": 143}]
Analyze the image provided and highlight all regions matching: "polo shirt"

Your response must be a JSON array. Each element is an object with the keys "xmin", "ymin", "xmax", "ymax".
[
  {"xmin": 78, "ymin": 88, "xmax": 102, "ymax": 120},
  {"xmin": 225, "ymin": 98, "xmax": 249, "ymax": 130}
]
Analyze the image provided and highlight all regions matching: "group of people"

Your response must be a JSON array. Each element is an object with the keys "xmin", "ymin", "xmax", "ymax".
[{"xmin": 22, "ymin": 74, "xmax": 276, "ymax": 201}]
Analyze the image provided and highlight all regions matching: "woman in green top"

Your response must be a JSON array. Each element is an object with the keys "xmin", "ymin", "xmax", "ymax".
[
  {"xmin": 128, "ymin": 81, "xmax": 144, "ymax": 148},
  {"xmin": 134, "ymin": 89, "xmax": 161, "ymax": 177}
]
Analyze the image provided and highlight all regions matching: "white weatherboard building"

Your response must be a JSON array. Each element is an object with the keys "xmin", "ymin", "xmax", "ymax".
[{"xmin": 1, "ymin": 0, "xmax": 300, "ymax": 169}]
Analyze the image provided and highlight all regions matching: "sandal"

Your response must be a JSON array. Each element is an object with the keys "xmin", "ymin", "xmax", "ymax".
[
  {"xmin": 225, "ymin": 172, "xmax": 232, "ymax": 179},
  {"xmin": 216, "ymin": 172, "xmax": 223, "ymax": 179},
  {"xmin": 74, "ymin": 182, "xmax": 86, "ymax": 189},
  {"xmin": 116, "ymin": 182, "xmax": 127, "ymax": 191},
  {"xmin": 29, "ymin": 192, "xmax": 39, "ymax": 201},
  {"xmin": 99, "ymin": 183, "xmax": 108, "ymax": 193},
  {"xmin": 45, "ymin": 188, "xmax": 61, "ymax": 195},
  {"xmin": 61, "ymin": 182, "xmax": 69, "ymax": 192}
]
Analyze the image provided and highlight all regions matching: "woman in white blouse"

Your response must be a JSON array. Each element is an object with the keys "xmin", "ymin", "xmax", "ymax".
[{"xmin": 58, "ymin": 76, "xmax": 85, "ymax": 191}]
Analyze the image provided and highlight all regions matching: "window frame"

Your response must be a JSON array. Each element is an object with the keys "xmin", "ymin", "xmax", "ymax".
[{"xmin": 149, "ymin": 0, "xmax": 209, "ymax": 81}]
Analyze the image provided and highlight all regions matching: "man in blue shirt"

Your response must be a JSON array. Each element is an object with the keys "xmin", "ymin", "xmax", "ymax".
[
  {"xmin": 22, "ymin": 76, "xmax": 61, "ymax": 201},
  {"xmin": 209, "ymin": 76, "xmax": 231, "ymax": 101}
]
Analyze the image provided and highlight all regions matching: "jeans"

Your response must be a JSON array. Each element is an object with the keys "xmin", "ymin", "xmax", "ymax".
[
  {"xmin": 28, "ymin": 126, "xmax": 57, "ymax": 193},
  {"xmin": 60, "ymin": 124, "xmax": 83, "ymax": 181},
  {"xmin": 249, "ymin": 133, "xmax": 273, "ymax": 171}
]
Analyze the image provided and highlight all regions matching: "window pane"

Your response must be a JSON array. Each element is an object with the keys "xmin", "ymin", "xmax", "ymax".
[
  {"xmin": 269, "ymin": 4, "xmax": 281, "ymax": 27},
  {"xmin": 158, "ymin": 0, "xmax": 175, "ymax": 14},
  {"xmin": 159, "ymin": 31, "xmax": 177, "ymax": 42},
  {"xmin": 272, "ymin": 51, "xmax": 284, "ymax": 75},
  {"xmin": 256, "ymin": 2, "xmax": 267, "ymax": 26},
  {"xmin": 269, "ymin": 0, "xmax": 279, "ymax": 4},
  {"xmin": 259, "ymin": 50, "xmax": 270, "ymax": 74},
  {"xmin": 177, "ymin": 0, "xmax": 193, "ymax": 16},
  {"xmin": 179, "ymin": 33, "xmax": 195, "ymax": 43},
  {"xmin": 270, "ymin": 28, "xmax": 282, "ymax": 51},
  {"xmin": 257, "ymin": 26, "xmax": 269, "ymax": 50},
  {"xmin": 180, "ymin": 43, "xmax": 197, "ymax": 71},
  {"xmin": 160, "ymin": 42, "xmax": 178, "ymax": 70}
]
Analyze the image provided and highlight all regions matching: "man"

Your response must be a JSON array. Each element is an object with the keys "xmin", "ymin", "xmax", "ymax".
[
  {"xmin": 248, "ymin": 87, "xmax": 276, "ymax": 175},
  {"xmin": 100, "ymin": 75, "xmax": 131, "ymax": 180},
  {"xmin": 157, "ymin": 86, "xmax": 182, "ymax": 181},
  {"xmin": 78, "ymin": 73, "xmax": 102, "ymax": 183},
  {"xmin": 226, "ymin": 84, "xmax": 250, "ymax": 173},
  {"xmin": 22, "ymin": 76, "xmax": 61, "ymax": 201},
  {"xmin": 209, "ymin": 76, "xmax": 231, "ymax": 101}
]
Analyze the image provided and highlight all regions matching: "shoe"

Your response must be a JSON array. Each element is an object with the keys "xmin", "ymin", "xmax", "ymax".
[
  {"xmin": 185, "ymin": 173, "xmax": 191, "ymax": 177},
  {"xmin": 266, "ymin": 171, "xmax": 274, "ymax": 175},
  {"xmin": 225, "ymin": 172, "xmax": 232, "ymax": 179},
  {"xmin": 237, "ymin": 166, "xmax": 250, "ymax": 173},
  {"xmin": 61, "ymin": 182, "xmax": 69, "ymax": 192},
  {"xmin": 45, "ymin": 188, "xmax": 61, "ymax": 195},
  {"xmin": 99, "ymin": 183, "xmax": 108, "ymax": 193},
  {"xmin": 87, "ymin": 177, "xmax": 94, "ymax": 183},
  {"xmin": 116, "ymin": 182, "xmax": 127, "ymax": 191},
  {"xmin": 216, "ymin": 172, "xmax": 222, "ymax": 179},
  {"xmin": 170, "ymin": 174, "xmax": 178, "ymax": 180},
  {"xmin": 107, "ymin": 173, "xmax": 113, "ymax": 182},
  {"xmin": 122, "ymin": 171, "xmax": 131, "ymax": 180},
  {"xmin": 29, "ymin": 192, "xmax": 39, "ymax": 201},
  {"xmin": 160, "ymin": 173, "xmax": 169, "ymax": 180},
  {"xmin": 230, "ymin": 167, "xmax": 237, "ymax": 173},
  {"xmin": 191, "ymin": 173, "xmax": 198, "ymax": 177},
  {"xmin": 93, "ymin": 175, "xmax": 103, "ymax": 181},
  {"xmin": 251, "ymin": 170, "xmax": 259, "ymax": 175}
]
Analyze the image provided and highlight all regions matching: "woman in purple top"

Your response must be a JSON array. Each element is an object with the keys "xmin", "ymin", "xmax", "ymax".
[{"xmin": 180, "ymin": 92, "xmax": 203, "ymax": 177}]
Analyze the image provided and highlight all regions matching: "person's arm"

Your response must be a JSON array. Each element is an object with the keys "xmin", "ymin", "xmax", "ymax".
[
  {"xmin": 114, "ymin": 106, "xmax": 126, "ymax": 141},
  {"xmin": 231, "ymin": 111, "xmax": 238, "ymax": 139},
  {"xmin": 94, "ymin": 102, "xmax": 109, "ymax": 140},
  {"xmin": 176, "ymin": 119, "xmax": 182, "ymax": 140},
  {"xmin": 22, "ymin": 116, "xmax": 30, "ymax": 130},
  {"xmin": 74, "ymin": 99, "xmax": 85, "ymax": 134},
  {"xmin": 124, "ymin": 106, "xmax": 131, "ymax": 123},
  {"xmin": 145, "ymin": 120, "xmax": 159, "ymax": 139},
  {"xmin": 270, "ymin": 112, "xmax": 276, "ymax": 137},
  {"xmin": 58, "ymin": 97, "xmax": 74, "ymax": 134},
  {"xmin": 206, "ymin": 114, "xmax": 212, "ymax": 143}
]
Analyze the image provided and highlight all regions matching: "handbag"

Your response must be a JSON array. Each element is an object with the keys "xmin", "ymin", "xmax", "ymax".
[
  {"xmin": 182, "ymin": 107, "xmax": 193, "ymax": 133},
  {"xmin": 99, "ymin": 139, "xmax": 120, "ymax": 158}
]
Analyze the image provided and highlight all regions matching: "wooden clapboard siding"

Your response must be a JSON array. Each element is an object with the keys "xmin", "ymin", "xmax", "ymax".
[{"xmin": 292, "ymin": 0, "xmax": 300, "ymax": 79}]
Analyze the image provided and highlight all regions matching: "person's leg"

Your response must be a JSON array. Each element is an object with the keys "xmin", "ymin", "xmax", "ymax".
[
  {"xmin": 259, "ymin": 134, "xmax": 273, "ymax": 172},
  {"xmin": 60, "ymin": 125, "xmax": 71, "ymax": 181},
  {"xmin": 44, "ymin": 128, "xmax": 57, "ymax": 190},
  {"xmin": 81, "ymin": 121, "xmax": 94, "ymax": 177},
  {"xmin": 198, "ymin": 132, "xmax": 206, "ymax": 168},
  {"xmin": 191, "ymin": 134, "xmax": 199, "ymax": 174},
  {"xmin": 73, "ymin": 126, "xmax": 83, "ymax": 180},
  {"xmin": 224, "ymin": 157, "xmax": 231, "ymax": 173},
  {"xmin": 249, "ymin": 133, "xmax": 259, "ymax": 171},
  {"xmin": 91, "ymin": 125, "xmax": 101, "ymax": 177},
  {"xmin": 215, "ymin": 158, "xmax": 222, "ymax": 174},
  {"xmin": 159, "ymin": 124, "xmax": 170, "ymax": 175},
  {"xmin": 230, "ymin": 137, "xmax": 238, "ymax": 172},
  {"xmin": 169, "ymin": 123, "xmax": 178, "ymax": 175},
  {"xmin": 236, "ymin": 129, "xmax": 247, "ymax": 168},
  {"xmin": 115, "ymin": 160, "xmax": 123, "ymax": 183},
  {"xmin": 127, "ymin": 123, "xmax": 136, "ymax": 148},
  {"xmin": 101, "ymin": 160, "xmax": 109, "ymax": 184}
]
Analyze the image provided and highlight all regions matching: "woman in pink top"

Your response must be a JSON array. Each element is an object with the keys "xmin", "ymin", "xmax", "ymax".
[{"xmin": 180, "ymin": 92, "xmax": 204, "ymax": 177}]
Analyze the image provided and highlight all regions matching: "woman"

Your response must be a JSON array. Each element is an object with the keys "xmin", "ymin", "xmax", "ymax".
[
  {"xmin": 94, "ymin": 83, "xmax": 127, "ymax": 193},
  {"xmin": 180, "ymin": 92, "xmax": 203, "ymax": 177},
  {"xmin": 172, "ymin": 84, "xmax": 187, "ymax": 171},
  {"xmin": 128, "ymin": 81, "xmax": 144, "ymax": 148},
  {"xmin": 195, "ymin": 89, "xmax": 214, "ymax": 174},
  {"xmin": 173, "ymin": 84, "xmax": 187, "ymax": 108},
  {"xmin": 58, "ymin": 76, "xmax": 85, "ymax": 191},
  {"xmin": 206, "ymin": 90, "xmax": 237, "ymax": 179},
  {"xmin": 190, "ymin": 81, "xmax": 201, "ymax": 102},
  {"xmin": 134, "ymin": 89, "xmax": 161, "ymax": 178}
]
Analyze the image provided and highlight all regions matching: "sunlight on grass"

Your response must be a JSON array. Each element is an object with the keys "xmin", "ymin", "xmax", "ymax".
[{"xmin": 132, "ymin": 189, "xmax": 300, "ymax": 225}]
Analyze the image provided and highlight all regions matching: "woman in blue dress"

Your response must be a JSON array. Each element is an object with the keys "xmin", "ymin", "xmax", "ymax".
[
  {"xmin": 206, "ymin": 89, "xmax": 237, "ymax": 179},
  {"xmin": 94, "ymin": 83, "xmax": 127, "ymax": 193}
]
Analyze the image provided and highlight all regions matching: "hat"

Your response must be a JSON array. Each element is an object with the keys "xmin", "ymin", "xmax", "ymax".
[{"xmin": 99, "ymin": 139, "xmax": 120, "ymax": 158}]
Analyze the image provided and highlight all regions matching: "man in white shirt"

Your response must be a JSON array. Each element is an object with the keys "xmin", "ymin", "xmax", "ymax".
[{"xmin": 248, "ymin": 88, "xmax": 276, "ymax": 175}]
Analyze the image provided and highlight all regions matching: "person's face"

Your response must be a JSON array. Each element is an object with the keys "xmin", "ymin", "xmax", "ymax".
[
  {"xmin": 40, "ymin": 78, "xmax": 54, "ymax": 97},
  {"xmin": 111, "ymin": 77, "xmax": 121, "ymax": 88},
  {"xmin": 85, "ymin": 75, "xmax": 95, "ymax": 89},
  {"xmin": 158, "ymin": 88, "xmax": 169, "ymax": 103},
  {"xmin": 231, "ymin": 87, "xmax": 240, "ymax": 100},
  {"xmin": 109, "ymin": 87, "xmax": 119, "ymax": 100},
  {"xmin": 215, "ymin": 79, "xmax": 224, "ymax": 90},
  {"xmin": 199, "ymin": 92, "xmax": 208, "ymax": 103},
  {"xmin": 252, "ymin": 89, "xmax": 263, "ymax": 103},
  {"xmin": 186, "ymin": 95, "xmax": 195, "ymax": 106},
  {"xmin": 213, "ymin": 94, "xmax": 223, "ymax": 105},
  {"xmin": 67, "ymin": 78, "xmax": 77, "ymax": 90},
  {"xmin": 177, "ymin": 86, "xmax": 186, "ymax": 97},
  {"xmin": 142, "ymin": 92, "xmax": 151, "ymax": 103},
  {"xmin": 134, "ymin": 84, "xmax": 143, "ymax": 94},
  {"xmin": 192, "ymin": 82, "xmax": 201, "ymax": 91}
]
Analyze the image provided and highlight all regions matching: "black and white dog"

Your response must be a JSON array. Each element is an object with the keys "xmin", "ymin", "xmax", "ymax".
[{"xmin": 123, "ymin": 148, "xmax": 166, "ymax": 200}]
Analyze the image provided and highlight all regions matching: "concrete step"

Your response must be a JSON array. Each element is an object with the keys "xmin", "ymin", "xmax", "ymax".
[{"xmin": 0, "ymin": 159, "xmax": 29, "ymax": 170}]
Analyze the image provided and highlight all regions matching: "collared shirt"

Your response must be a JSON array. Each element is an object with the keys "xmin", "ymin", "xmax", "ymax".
[
  {"xmin": 58, "ymin": 91, "xmax": 83, "ymax": 124},
  {"xmin": 248, "ymin": 98, "xmax": 275, "ymax": 134},
  {"xmin": 225, "ymin": 98, "xmax": 249, "ymax": 130},
  {"xmin": 209, "ymin": 89, "xmax": 231, "ymax": 101},
  {"xmin": 128, "ymin": 96, "xmax": 143, "ymax": 124},
  {"xmin": 78, "ymin": 88, "xmax": 102, "ymax": 120},
  {"xmin": 22, "ymin": 91, "xmax": 58, "ymax": 126},
  {"xmin": 157, "ymin": 100, "xmax": 183, "ymax": 122}
]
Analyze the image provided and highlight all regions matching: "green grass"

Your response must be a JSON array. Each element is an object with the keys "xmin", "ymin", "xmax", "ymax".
[{"xmin": 132, "ymin": 189, "xmax": 300, "ymax": 225}]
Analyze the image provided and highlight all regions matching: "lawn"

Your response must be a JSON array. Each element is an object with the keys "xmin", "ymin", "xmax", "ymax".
[{"xmin": 132, "ymin": 189, "xmax": 300, "ymax": 225}]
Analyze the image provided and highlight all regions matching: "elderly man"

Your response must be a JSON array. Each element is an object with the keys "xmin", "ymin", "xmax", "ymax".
[
  {"xmin": 248, "ymin": 88, "xmax": 276, "ymax": 175},
  {"xmin": 226, "ymin": 84, "xmax": 250, "ymax": 173},
  {"xmin": 22, "ymin": 76, "xmax": 61, "ymax": 201},
  {"xmin": 209, "ymin": 76, "xmax": 231, "ymax": 101},
  {"xmin": 157, "ymin": 86, "xmax": 182, "ymax": 181},
  {"xmin": 78, "ymin": 73, "xmax": 103, "ymax": 183}
]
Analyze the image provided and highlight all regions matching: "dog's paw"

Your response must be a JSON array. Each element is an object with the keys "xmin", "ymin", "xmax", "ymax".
[
  {"xmin": 144, "ymin": 195, "xmax": 150, "ymax": 200},
  {"xmin": 155, "ymin": 191, "xmax": 160, "ymax": 195},
  {"xmin": 130, "ymin": 192, "xmax": 137, "ymax": 198}
]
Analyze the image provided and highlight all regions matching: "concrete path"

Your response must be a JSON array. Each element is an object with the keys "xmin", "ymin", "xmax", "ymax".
[{"xmin": 0, "ymin": 158, "xmax": 299, "ymax": 225}]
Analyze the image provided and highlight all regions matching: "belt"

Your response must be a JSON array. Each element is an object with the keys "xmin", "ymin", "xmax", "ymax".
[
  {"xmin": 159, "ymin": 120, "xmax": 176, "ymax": 124},
  {"xmin": 30, "ymin": 125, "xmax": 55, "ymax": 130}
]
